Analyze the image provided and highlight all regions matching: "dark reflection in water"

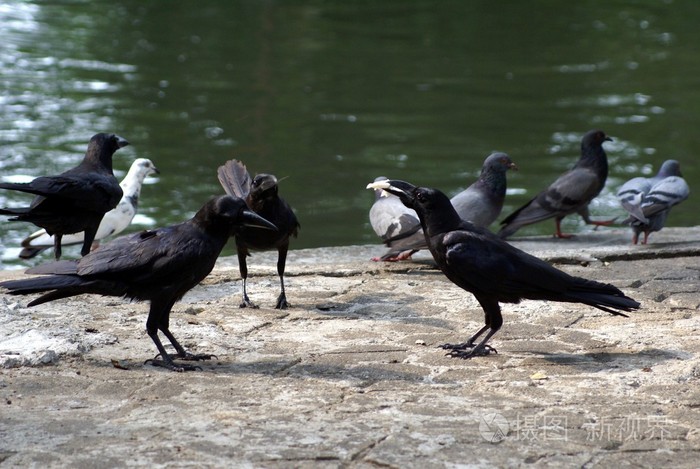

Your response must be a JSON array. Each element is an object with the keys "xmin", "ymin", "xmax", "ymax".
[{"xmin": 0, "ymin": 0, "xmax": 698, "ymax": 267}]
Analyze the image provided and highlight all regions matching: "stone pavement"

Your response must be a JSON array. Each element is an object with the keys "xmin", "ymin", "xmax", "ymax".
[{"xmin": 1, "ymin": 227, "xmax": 699, "ymax": 467}]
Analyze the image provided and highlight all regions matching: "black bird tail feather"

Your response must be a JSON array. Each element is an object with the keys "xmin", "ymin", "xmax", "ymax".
[
  {"xmin": 563, "ymin": 279, "xmax": 640, "ymax": 317},
  {"xmin": 0, "ymin": 207, "xmax": 31, "ymax": 217},
  {"xmin": 0, "ymin": 275, "xmax": 127, "ymax": 307},
  {"xmin": 217, "ymin": 160, "xmax": 251, "ymax": 199}
]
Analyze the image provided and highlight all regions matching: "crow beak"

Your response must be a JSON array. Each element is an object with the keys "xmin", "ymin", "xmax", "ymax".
[
  {"xmin": 605, "ymin": 136, "xmax": 613, "ymax": 142},
  {"xmin": 366, "ymin": 179, "xmax": 417, "ymax": 207},
  {"xmin": 116, "ymin": 136, "xmax": 130, "ymax": 148},
  {"xmin": 241, "ymin": 210, "xmax": 278, "ymax": 231}
]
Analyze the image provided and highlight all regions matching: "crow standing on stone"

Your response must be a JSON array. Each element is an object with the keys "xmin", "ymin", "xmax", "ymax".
[
  {"xmin": 0, "ymin": 195, "xmax": 277, "ymax": 372},
  {"xmin": 375, "ymin": 152, "xmax": 516, "ymax": 261},
  {"xmin": 618, "ymin": 160, "xmax": 689, "ymax": 244},
  {"xmin": 367, "ymin": 179, "xmax": 640, "ymax": 359},
  {"xmin": 218, "ymin": 159, "xmax": 300, "ymax": 309},
  {"xmin": 499, "ymin": 130, "xmax": 615, "ymax": 239},
  {"xmin": 18, "ymin": 158, "xmax": 160, "ymax": 259},
  {"xmin": 0, "ymin": 133, "xmax": 129, "ymax": 259}
]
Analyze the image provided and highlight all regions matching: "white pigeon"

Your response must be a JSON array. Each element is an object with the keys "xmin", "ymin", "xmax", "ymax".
[
  {"xmin": 18, "ymin": 158, "xmax": 160, "ymax": 259},
  {"xmin": 618, "ymin": 160, "xmax": 689, "ymax": 244}
]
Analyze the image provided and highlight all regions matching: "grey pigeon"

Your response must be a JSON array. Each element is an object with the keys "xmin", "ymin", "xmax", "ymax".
[
  {"xmin": 19, "ymin": 158, "xmax": 160, "ymax": 259},
  {"xmin": 619, "ymin": 160, "xmax": 689, "ymax": 244},
  {"xmin": 0, "ymin": 133, "xmax": 128, "ymax": 259},
  {"xmin": 498, "ymin": 130, "xmax": 615, "ymax": 239},
  {"xmin": 375, "ymin": 152, "xmax": 516, "ymax": 261},
  {"xmin": 368, "ymin": 177, "xmax": 422, "ymax": 261}
]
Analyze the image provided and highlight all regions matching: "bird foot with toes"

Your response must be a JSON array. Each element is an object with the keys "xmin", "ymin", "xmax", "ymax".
[
  {"xmin": 445, "ymin": 345, "xmax": 497, "ymax": 359},
  {"xmin": 144, "ymin": 358, "xmax": 203, "ymax": 373}
]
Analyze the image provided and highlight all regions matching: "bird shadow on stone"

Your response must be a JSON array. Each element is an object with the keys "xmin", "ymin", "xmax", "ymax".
[
  {"xmin": 205, "ymin": 357, "xmax": 429, "ymax": 384},
  {"xmin": 539, "ymin": 348, "xmax": 688, "ymax": 372},
  {"xmin": 311, "ymin": 293, "xmax": 453, "ymax": 329}
]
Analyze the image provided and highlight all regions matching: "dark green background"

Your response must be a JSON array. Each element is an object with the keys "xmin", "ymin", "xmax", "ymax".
[{"xmin": 1, "ymin": 1, "xmax": 698, "ymax": 266}]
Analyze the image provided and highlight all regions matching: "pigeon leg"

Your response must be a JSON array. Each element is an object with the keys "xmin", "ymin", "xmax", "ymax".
[
  {"xmin": 579, "ymin": 207, "xmax": 617, "ymax": 230},
  {"xmin": 554, "ymin": 218, "xmax": 574, "ymax": 239},
  {"xmin": 395, "ymin": 249, "xmax": 417, "ymax": 261},
  {"xmin": 589, "ymin": 218, "xmax": 617, "ymax": 230}
]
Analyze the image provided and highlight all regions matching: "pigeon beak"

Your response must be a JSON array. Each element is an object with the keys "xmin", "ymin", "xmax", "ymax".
[
  {"xmin": 509, "ymin": 162, "xmax": 518, "ymax": 171},
  {"xmin": 151, "ymin": 166, "xmax": 161, "ymax": 175},
  {"xmin": 241, "ymin": 210, "xmax": 278, "ymax": 231},
  {"xmin": 116, "ymin": 136, "xmax": 130, "ymax": 148}
]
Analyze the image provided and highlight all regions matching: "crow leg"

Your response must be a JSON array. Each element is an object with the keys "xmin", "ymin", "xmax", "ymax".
[
  {"xmin": 446, "ymin": 329, "xmax": 500, "ymax": 359},
  {"xmin": 237, "ymin": 247, "xmax": 258, "ymax": 308},
  {"xmin": 81, "ymin": 226, "xmax": 98, "ymax": 257},
  {"xmin": 439, "ymin": 324, "xmax": 490, "ymax": 351},
  {"xmin": 143, "ymin": 299, "xmax": 202, "ymax": 372},
  {"xmin": 275, "ymin": 244, "xmax": 290, "ymax": 309},
  {"xmin": 443, "ymin": 298, "xmax": 502, "ymax": 359},
  {"xmin": 53, "ymin": 234, "xmax": 63, "ymax": 260},
  {"xmin": 160, "ymin": 327, "xmax": 217, "ymax": 362}
]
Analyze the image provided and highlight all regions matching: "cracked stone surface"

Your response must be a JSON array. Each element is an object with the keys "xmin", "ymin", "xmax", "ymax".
[{"xmin": 1, "ymin": 227, "xmax": 699, "ymax": 467}]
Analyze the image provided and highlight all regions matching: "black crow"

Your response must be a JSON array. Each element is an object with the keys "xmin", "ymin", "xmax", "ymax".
[
  {"xmin": 499, "ymin": 130, "xmax": 615, "ymax": 239},
  {"xmin": 0, "ymin": 133, "xmax": 129, "ymax": 259},
  {"xmin": 367, "ymin": 179, "xmax": 640, "ymax": 359},
  {"xmin": 0, "ymin": 195, "xmax": 277, "ymax": 372},
  {"xmin": 19, "ymin": 158, "xmax": 159, "ymax": 259},
  {"xmin": 218, "ymin": 159, "xmax": 300, "ymax": 309},
  {"xmin": 376, "ymin": 152, "xmax": 516, "ymax": 261},
  {"xmin": 617, "ymin": 160, "xmax": 689, "ymax": 244}
]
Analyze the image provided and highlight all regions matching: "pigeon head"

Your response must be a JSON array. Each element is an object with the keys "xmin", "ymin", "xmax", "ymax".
[
  {"xmin": 135, "ymin": 158, "xmax": 160, "ymax": 176},
  {"xmin": 657, "ymin": 160, "xmax": 682, "ymax": 178},
  {"xmin": 483, "ymin": 152, "xmax": 517, "ymax": 174},
  {"xmin": 582, "ymin": 129, "xmax": 612, "ymax": 149}
]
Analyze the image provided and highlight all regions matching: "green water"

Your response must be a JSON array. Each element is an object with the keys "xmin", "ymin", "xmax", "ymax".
[{"xmin": 1, "ymin": 0, "xmax": 699, "ymax": 267}]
